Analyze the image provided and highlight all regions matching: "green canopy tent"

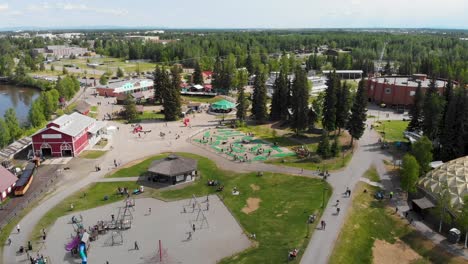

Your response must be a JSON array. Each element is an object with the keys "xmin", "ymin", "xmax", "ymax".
[{"xmin": 211, "ymin": 99, "xmax": 236, "ymax": 110}]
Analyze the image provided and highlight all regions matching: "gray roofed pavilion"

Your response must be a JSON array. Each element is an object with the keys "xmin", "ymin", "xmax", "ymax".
[{"xmin": 148, "ymin": 155, "xmax": 198, "ymax": 177}]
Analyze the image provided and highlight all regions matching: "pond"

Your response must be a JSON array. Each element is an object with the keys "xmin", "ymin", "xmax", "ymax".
[{"xmin": 0, "ymin": 84, "xmax": 41, "ymax": 125}]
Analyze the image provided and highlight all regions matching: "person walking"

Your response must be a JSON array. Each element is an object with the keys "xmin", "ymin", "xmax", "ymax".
[
  {"xmin": 16, "ymin": 224, "xmax": 20, "ymax": 233},
  {"xmin": 323, "ymin": 221, "xmax": 326, "ymax": 230},
  {"xmin": 148, "ymin": 208, "xmax": 151, "ymax": 215},
  {"xmin": 134, "ymin": 241, "xmax": 139, "ymax": 250},
  {"xmin": 336, "ymin": 207, "xmax": 340, "ymax": 215},
  {"xmin": 192, "ymin": 224, "xmax": 196, "ymax": 232},
  {"xmin": 335, "ymin": 200, "xmax": 340, "ymax": 207},
  {"xmin": 7, "ymin": 237, "xmax": 11, "ymax": 246},
  {"xmin": 187, "ymin": 231, "xmax": 192, "ymax": 240},
  {"xmin": 389, "ymin": 191, "xmax": 394, "ymax": 199}
]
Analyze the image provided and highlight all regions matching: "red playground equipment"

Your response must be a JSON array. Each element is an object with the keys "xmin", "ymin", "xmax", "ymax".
[
  {"xmin": 133, "ymin": 125, "xmax": 143, "ymax": 133},
  {"xmin": 183, "ymin": 118, "xmax": 190, "ymax": 127}
]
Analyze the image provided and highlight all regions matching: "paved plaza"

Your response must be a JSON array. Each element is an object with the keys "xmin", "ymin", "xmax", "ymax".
[
  {"xmin": 192, "ymin": 127, "xmax": 295, "ymax": 162},
  {"xmin": 44, "ymin": 196, "xmax": 250, "ymax": 264}
]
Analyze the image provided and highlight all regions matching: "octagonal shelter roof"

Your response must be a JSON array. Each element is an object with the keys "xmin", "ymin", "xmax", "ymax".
[
  {"xmin": 211, "ymin": 99, "xmax": 235, "ymax": 110},
  {"xmin": 148, "ymin": 155, "xmax": 197, "ymax": 177},
  {"xmin": 419, "ymin": 155, "xmax": 468, "ymax": 207}
]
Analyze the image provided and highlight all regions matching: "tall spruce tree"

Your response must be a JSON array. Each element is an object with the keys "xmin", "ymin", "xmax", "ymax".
[
  {"xmin": 291, "ymin": 67, "xmax": 310, "ymax": 134},
  {"xmin": 335, "ymin": 81, "xmax": 350, "ymax": 134},
  {"xmin": 317, "ymin": 129, "xmax": 331, "ymax": 159},
  {"xmin": 193, "ymin": 61, "xmax": 203, "ymax": 85},
  {"xmin": 322, "ymin": 71, "xmax": 338, "ymax": 133},
  {"xmin": 422, "ymin": 78, "xmax": 444, "ymax": 140},
  {"xmin": 270, "ymin": 72, "xmax": 281, "ymax": 121},
  {"xmin": 270, "ymin": 71, "xmax": 288, "ymax": 121},
  {"xmin": 153, "ymin": 67, "xmax": 163, "ymax": 104},
  {"xmin": 438, "ymin": 79, "xmax": 454, "ymax": 137},
  {"xmin": 408, "ymin": 82, "xmax": 424, "ymax": 131},
  {"xmin": 212, "ymin": 57, "xmax": 223, "ymax": 89},
  {"xmin": 236, "ymin": 70, "xmax": 248, "ymax": 122},
  {"xmin": 252, "ymin": 70, "xmax": 268, "ymax": 122},
  {"xmin": 439, "ymin": 87, "xmax": 466, "ymax": 161},
  {"xmin": 163, "ymin": 66, "xmax": 182, "ymax": 121},
  {"xmin": 347, "ymin": 78, "xmax": 368, "ymax": 146},
  {"xmin": 279, "ymin": 72, "xmax": 291, "ymax": 121}
]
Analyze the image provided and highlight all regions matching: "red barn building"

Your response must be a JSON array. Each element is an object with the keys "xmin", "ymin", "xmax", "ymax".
[
  {"xmin": 32, "ymin": 112, "xmax": 106, "ymax": 157},
  {"xmin": 0, "ymin": 165, "xmax": 17, "ymax": 201},
  {"xmin": 367, "ymin": 74, "xmax": 448, "ymax": 107}
]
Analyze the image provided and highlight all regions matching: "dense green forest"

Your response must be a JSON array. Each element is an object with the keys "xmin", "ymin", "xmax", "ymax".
[{"xmin": 1, "ymin": 31, "xmax": 467, "ymax": 82}]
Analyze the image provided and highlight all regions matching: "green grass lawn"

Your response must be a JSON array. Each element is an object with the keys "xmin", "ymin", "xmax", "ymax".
[
  {"xmin": 36, "ymin": 153, "xmax": 331, "ymax": 263},
  {"xmin": 267, "ymin": 151, "xmax": 352, "ymax": 172},
  {"xmin": 363, "ymin": 166, "xmax": 381, "ymax": 182},
  {"xmin": 181, "ymin": 95, "xmax": 222, "ymax": 104},
  {"xmin": 374, "ymin": 120, "xmax": 409, "ymax": 143},
  {"xmin": 238, "ymin": 125, "xmax": 299, "ymax": 148},
  {"xmin": 329, "ymin": 182, "xmax": 466, "ymax": 264},
  {"xmin": 79, "ymin": 150, "xmax": 107, "ymax": 159}
]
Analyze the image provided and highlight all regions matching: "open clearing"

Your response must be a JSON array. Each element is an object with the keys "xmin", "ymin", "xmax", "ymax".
[{"xmin": 242, "ymin": 197, "xmax": 261, "ymax": 214}]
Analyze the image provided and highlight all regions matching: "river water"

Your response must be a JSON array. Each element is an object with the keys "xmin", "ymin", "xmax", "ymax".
[{"xmin": 0, "ymin": 84, "xmax": 41, "ymax": 125}]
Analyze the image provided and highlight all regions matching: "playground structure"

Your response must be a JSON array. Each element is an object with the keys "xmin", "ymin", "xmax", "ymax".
[
  {"xmin": 183, "ymin": 117, "xmax": 191, "ymax": 127},
  {"xmin": 46, "ymin": 197, "xmax": 250, "ymax": 264},
  {"xmin": 192, "ymin": 128, "xmax": 296, "ymax": 162},
  {"xmin": 66, "ymin": 226, "xmax": 89, "ymax": 264},
  {"xmin": 132, "ymin": 124, "xmax": 152, "ymax": 135},
  {"xmin": 293, "ymin": 145, "xmax": 311, "ymax": 158},
  {"xmin": 65, "ymin": 199, "xmax": 137, "ymax": 262},
  {"xmin": 185, "ymin": 194, "xmax": 209, "ymax": 230}
]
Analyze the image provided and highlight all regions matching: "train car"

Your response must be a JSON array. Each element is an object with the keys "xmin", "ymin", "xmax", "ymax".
[{"xmin": 14, "ymin": 163, "xmax": 36, "ymax": 196}]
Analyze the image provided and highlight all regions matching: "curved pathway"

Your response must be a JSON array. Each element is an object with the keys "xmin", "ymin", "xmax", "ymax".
[{"xmin": 300, "ymin": 122, "xmax": 392, "ymax": 264}]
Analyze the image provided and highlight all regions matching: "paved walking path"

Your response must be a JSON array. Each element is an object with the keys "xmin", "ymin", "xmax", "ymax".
[{"xmin": 300, "ymin": 123, "xmax": 391, "ymax": 264}]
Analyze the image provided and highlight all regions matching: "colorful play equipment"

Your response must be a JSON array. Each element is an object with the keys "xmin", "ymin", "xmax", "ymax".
[
  {"xmin": 66, "ymin": 231, "xmax": 89, "ymax": 264},
  {"xmin": 133, "ymin": 124, "xmax": 143, "ymax": 133},
  {"xmin": 79, "ymin": 241, "xmax": 87, "ymax": 264},
  {"xmin": 183, "ymin": 117, "xmax": 190, "ymax": 127}
]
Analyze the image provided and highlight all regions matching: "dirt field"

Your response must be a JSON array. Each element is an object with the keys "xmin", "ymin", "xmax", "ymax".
[
  {"xmin": 242, "ymin": 197, "xmax": 261, "ymax": 214},
  {"xmin": 373, "ymin": 239, "xmax": 421, "ymax": 264}
]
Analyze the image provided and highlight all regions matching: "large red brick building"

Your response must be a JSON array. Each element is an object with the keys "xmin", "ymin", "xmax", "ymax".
[
  {"xmin": 32, "ymin": 112, "xmax": 106, "ymax": 157},
  {"xmin": 367, "ymin": 74, "xmax": 448, "ymax": 107}
]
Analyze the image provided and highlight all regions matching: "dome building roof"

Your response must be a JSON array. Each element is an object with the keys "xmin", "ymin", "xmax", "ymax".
[{"xmin": 419, "ymin": 156, "xmax": 468, "ymax": 207}]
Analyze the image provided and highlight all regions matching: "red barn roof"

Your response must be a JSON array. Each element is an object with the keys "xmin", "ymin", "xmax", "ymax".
[{"xmin": 0, "ymin": 165, "xmax": 17, "ymax": 192}]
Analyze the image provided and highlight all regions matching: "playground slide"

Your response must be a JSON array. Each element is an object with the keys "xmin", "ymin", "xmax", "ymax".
[
  {"xmin": 79, "ymin": 242, "xmax": 87, "ymax": 264},
  {"xmin": 66, "ymin": 236, "xmax": 80, "ymax": 251}
]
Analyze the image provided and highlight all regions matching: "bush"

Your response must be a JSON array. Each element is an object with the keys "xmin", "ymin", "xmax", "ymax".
[{"xmin": 309, "ymin": 155, "xmax": 322, "ymax": 163}]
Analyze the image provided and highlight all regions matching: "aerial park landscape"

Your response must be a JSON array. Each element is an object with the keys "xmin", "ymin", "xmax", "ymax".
[{"xmin": 0, "ymin": 1, "xmax": 467, "ymax": 264}]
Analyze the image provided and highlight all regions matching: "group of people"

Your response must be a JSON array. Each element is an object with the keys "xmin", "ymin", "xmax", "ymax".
[
  {"xmin": 117, "ymin": 186, "xmax": 129, "ymax": 195},
  {"xmin": 29, "ymin": 254, "xmax": 47, "ymax": 264}
]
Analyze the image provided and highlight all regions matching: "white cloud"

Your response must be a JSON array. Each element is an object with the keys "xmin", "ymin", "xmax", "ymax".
[
  {"xmin": 27, "ymin": 2, "xmax": 128, "ymax": 16},
  {"xmin": 0, "ymin": 3, "xmax": 9, "ymax": 12}
]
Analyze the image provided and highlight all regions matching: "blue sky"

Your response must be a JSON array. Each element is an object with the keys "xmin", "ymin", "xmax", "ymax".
[{"xmin": 0, "ymin": 0, "xmax": 467, "ymax": 29}]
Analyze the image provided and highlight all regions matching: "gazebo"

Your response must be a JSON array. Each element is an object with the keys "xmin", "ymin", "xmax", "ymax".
[
  {"xmin": 147, "ymin": 155, "xmax": 198, "ymax": 185},
  {"xmin": 210, "ymin": 99, "xmax": 236, "ymax": 113}
]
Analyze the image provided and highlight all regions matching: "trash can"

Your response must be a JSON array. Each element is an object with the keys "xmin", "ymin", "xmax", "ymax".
[{"xmin": 448, "ymin": 228, "xmax": 461, "ymax": 243}]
